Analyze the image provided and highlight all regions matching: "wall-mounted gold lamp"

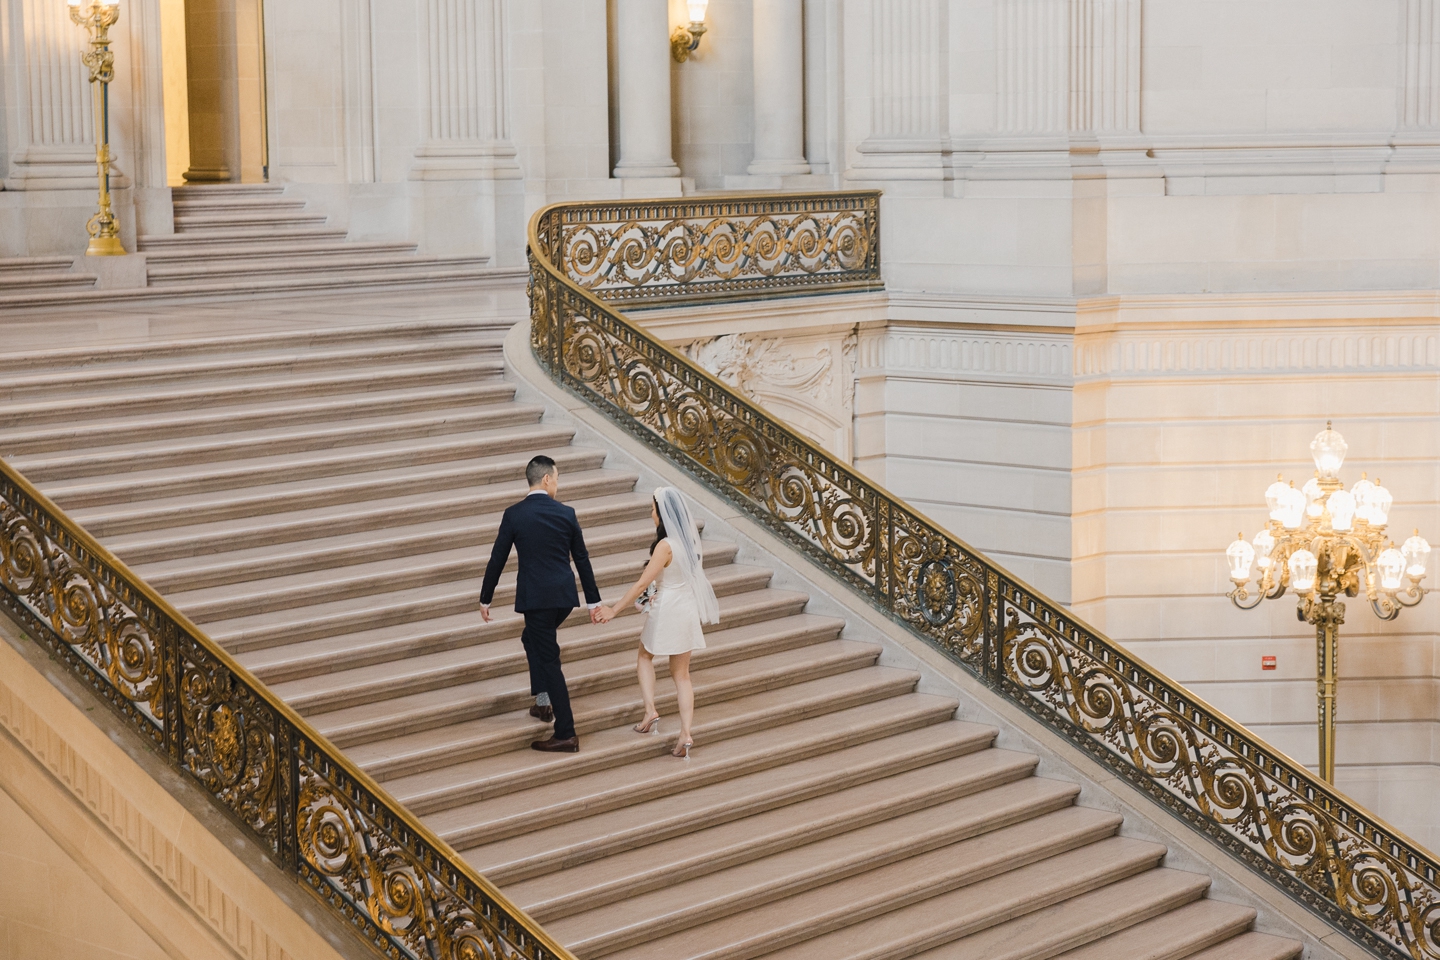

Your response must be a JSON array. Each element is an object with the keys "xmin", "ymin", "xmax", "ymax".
[{"xmin": 671, "ymin": 0, "xmax": 709, "ymax": 62}]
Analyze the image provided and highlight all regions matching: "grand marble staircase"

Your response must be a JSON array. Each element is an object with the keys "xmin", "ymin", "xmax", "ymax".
[{"xmin": 0, "ymin": 317, "xmax": 1303, "ymax": 960}]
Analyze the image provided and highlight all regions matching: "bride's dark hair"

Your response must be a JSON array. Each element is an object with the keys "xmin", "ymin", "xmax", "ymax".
[{"xmin": 650, "ymin": 495, "xmax": 667, "ymax": 555}]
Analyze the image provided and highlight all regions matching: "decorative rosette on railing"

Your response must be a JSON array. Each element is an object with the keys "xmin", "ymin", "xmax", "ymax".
[
  {"xmin": 527, "ymin": 191, "xmax": 1440, "ymax": 960},
  {"xmin": 0, "ymin": 463, "xmax": 574, "ymax": 960}
]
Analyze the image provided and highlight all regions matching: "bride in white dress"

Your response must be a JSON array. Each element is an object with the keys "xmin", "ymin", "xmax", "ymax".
[{"xmin": 597, "ymin": 487, "xmax": 719, "ymax": 757}]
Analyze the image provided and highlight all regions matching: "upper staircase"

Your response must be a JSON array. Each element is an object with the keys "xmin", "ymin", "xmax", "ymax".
[
  {"xmin": 0, "ymin": 308, "xmax": 1302, "ymax": 960},
  {"xmin": 0, "ymin": 183, "xmax": 501, "ymax": 307}
]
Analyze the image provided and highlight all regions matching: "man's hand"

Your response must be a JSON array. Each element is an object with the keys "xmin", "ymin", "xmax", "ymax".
[
  {"xmin": 480, "ymin": 603, "xmax": 492, "ymax": 623},
  {"xmin": 589, "ymin": 606, "xmax": 603, "ymax": 624}
]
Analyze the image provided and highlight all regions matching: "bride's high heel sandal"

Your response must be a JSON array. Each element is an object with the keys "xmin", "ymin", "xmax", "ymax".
[
  {"xmin": 672, "ymin": 738, "xmax": 693, "ymax": 759},
  {"xmin": 633, "ymin": 714, "xmax": 661, "ymax": 735}
]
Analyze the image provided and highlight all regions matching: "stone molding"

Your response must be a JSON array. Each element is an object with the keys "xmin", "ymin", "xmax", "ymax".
[
  {"xmin": 1074, "ymin": 326, "xmax": 1440, "ymax": 379},
  {"xmin": 0, "ymin": 623, "xmax": 351, "ymax": 960},
  {"xmin": 850, "ymin": 0, "xmax": 954, "ymax": 181},
  {"xmin": 859, "ymin": 324, "xmax": 1075, "ymax": 387}
]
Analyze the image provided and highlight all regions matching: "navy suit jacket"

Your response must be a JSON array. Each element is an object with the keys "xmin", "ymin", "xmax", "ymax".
[{"xmin": 480, "ymin": 493, "xmax": 601, "ymax": 613}]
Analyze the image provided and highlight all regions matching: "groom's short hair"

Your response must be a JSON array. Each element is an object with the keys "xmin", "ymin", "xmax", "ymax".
[{"xmin": 526, "ymin": 455, "xmax": 557, "ymax": 487}]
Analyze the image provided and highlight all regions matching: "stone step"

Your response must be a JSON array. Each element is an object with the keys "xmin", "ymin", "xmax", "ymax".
[
  {"xmin": 518, "ymin": 768, "xmax": 1079, "ymax": 924},
  {"xmin": 293, "ymin": 564, "xmax": 782, "ymax": 741},
  {"xmin": 1181, "ymin": 933, "xmax": 1305, "ymax": 960},
  {"xmin": 0, "ymin": 359, "xmax": 505, "ymax": 430},
  {"xmin": 1052, "ymin": 898, "xmax": 1260, "ymax": 960},
  {"xmin": 45, "ymin": 429, "xmax": 581, "ymax": 515},
  {"xmin": 7, "ymin": 402, "xmax": 535, "ymax": 483},
  {"xmin": 902, "ymin": 867, "xmax": 1214, "ymax": 960},
  {"xmin": 0, "ymin": 319, "xmax": 505, "ymax": 374},
  {"xmin": 99, "ymin": 479, "xmax": 643, "ymax": 566},
  {"xmin": 284, "ymin": 597, "xmax": 817, "ymax": 723},
  {"xmin": 197, "ymin": 529, "xmax": 759, "ymax": 654},
  {"xmin": 0, "ymin": 256, "xmax": 78, "ymax": 274},
  {"xmin": 148, "ymin": 254, "xmax": 492, "ymax": 285},
  {"xmin": 133, "ymin": 496, "xmax": 651, "ymax": 594},
  {"xmin": 174, "ymin": 210, "xmax": 331, "ymax": 231},
  {"xmin": 171, "ymin": 197, "xmax": 309, "ymax": 214},
  {"xmin": 239, "ymin": 583, "xmax": 810, "ymax": 687},
  {"xmin": 0, "ymin": 337, "xmax": 502, "ymax": 401},
  {"xmin": 137, "ymin": 227, "xmax": 350, "ymax": 250},
  {"xmin": 142, "ymin": 241, "xmax": 421, "ymax": 264},
  {"xmin": 419, "ymin": 694, "xmax": 969, "ymax": 848},
  {"xmin": 0, "ymin": 272, "xmax": 97, "ymax": 293},
  {"xmin": 460, "ymin": 716, "xmax": 1013, "ymax": 880},
  {"xmin": 170, "ymin": 183, "xmax": 286, "ymax": 197},
  {"xmin": 0, "ymin": 381, "xmax": 517, "ymax": 456},
  {"xmin": 597, "ymin": 830, "xmax": 1165, "ymax": 960}
]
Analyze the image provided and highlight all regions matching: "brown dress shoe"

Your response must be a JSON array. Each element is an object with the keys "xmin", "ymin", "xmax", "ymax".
[
  {"xmin": 531, "ymin": 735, "xmax": 579, "ymax": 753},
  {"xmin": 529, "ymin": 704, "xmax": 554, "ymax": 722}
]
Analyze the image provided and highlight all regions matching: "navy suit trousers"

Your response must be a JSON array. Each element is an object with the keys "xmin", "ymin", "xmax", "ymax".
[{"xmin": 521, "ymin": 607, "xmax": 576, "ymax": 740}]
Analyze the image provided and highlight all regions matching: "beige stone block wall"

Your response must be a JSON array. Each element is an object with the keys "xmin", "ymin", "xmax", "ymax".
[
  {"xmin": 0, "ymin": 613, "xmax": 356, "ymax": 960},
  {"xmin": 1070, "ymin": 295, "xmax": 1440, "ymax": 849}
]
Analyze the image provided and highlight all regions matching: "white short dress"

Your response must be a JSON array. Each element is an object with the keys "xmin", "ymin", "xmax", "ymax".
[{"xmin": 639, "ymin": 539, "xmax": 708, "ymax": 656}]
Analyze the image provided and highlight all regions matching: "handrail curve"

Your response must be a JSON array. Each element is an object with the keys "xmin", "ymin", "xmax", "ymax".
[
  {"xmin": 0, "ymin": 461, "xmax": 573, "ymax": 960},
  {"xmin": 526, "ymin": 191, "xmax": 1439, "ymax": 960}
]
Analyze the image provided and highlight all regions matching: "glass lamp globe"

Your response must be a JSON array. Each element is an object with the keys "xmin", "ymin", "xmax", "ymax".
[
  {"xmin": 1289, "ymin": 549, "xmax": 1318, "ymax": 592},
  {"xmin": 1402, "ymin": 534, "xmax": 1431, "ymax": 580},
  {"xmin": 1280, "ymin": 484, "xmax": 1307, "ymax": 530},
  {"xmin": 1376, "ymin": 548, "xmax": 1406, "ymax": 592},
  {"xmin": 1326, "ymin": 489, "xmax": 1356, "ymax": 531},
  {"xmin": 1309, "ymin": 423, "xmax": 1347, "ymax": 479},
  {"xmin": 686, "ymin": 0, "xmax": 708, "ymax": 22},
  {"xmin": 1369, "ymin": 482, "xmax": 1393, "ymax": 526},
  {"xmin": 1252, "ymin": 529, "xmax": 1275, "ymax": 569},
  {"xmin": 1351, "ymin": 473, "xmax": 1376, "ymax": 523},
  {"xmin": 1226, "ymin": 536, "xmax": 1255, "ymax": 582},
  {"xmin": 1302, "ymin": 476, "xmax": 1323, "ymax": 518},
  {"xmin": 1265, "ymin": 474, "xmax": 1289, "ymax": 521}
]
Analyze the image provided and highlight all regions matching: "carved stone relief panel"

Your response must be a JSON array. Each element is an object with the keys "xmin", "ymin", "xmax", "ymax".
[{"xmin": 681, "ymin": 330, "xmax": 859, "ymax": 461}]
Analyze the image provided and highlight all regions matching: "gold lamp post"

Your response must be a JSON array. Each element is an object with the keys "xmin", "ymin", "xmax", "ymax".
[
  {"xmin": 67, "ymin": 0, "xmax": 126, "ymax": 256},
  {"xmin": 1226, "ymin": 423, "xmax": 1431, "ymax": 783}
]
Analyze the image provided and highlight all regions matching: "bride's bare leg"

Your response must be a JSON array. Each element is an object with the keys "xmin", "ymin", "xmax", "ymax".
[
  {"xmin": 671, "ymin": 652, "xmax": 694, "ymax": 743},
  {"xmin": 635, "ymin": 644, "xmax": 660, "ymax": 731}
]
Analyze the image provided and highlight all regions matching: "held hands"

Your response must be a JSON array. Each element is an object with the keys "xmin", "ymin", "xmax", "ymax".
[{"xmin": 592, "ymin": 605, "xmax": 615, "ymax": 624}]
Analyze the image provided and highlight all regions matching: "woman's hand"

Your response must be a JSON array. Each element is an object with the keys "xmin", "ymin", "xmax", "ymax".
[{"xmin": 596, "ymin": 604, "xmax": 615, "ymax": 623}]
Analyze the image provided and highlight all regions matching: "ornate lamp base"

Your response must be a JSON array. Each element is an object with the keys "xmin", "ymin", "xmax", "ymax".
[{"xmin": 86, "ymin": 235, "xmax": 126, "ymax": 256}]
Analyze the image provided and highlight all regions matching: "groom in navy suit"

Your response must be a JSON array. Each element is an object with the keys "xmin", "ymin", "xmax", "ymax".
[{"xmin": 480, "ymin": 455, "xmax": 602, "ymax": 753}]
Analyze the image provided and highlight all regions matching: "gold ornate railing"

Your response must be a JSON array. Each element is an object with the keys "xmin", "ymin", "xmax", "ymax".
[
  {"xmin": 0, "ymin": 461, "xmax": 573, "ymax": 960},
  {"xmin": 528, "ymin": 192, "xmax": 1440, "ymax": 960}
]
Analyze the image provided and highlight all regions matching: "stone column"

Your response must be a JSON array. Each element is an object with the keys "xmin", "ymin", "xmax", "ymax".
[
  {"xmin": 1, "ymin": 0, "xmax": 97, "ymax": 189},
  {"xmin": 747, "ymin": 0, "xmax": 809, "ymax": 176},
  {"xmin": 849, "ymin": 0, "xmax": 950, "ymax": 181},
  {"xmin": 182, "ymin": 0, "xmax": 239, "ymax": 181},
  {"xmin": 612, "ymin": 0, "xmax": 680, "ymax": 179},
  {"xmin": 410, "ymin": 0, "xmax": 521, "ymax": 180}
]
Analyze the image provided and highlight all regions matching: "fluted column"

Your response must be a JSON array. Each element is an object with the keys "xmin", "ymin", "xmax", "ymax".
[
  {"xmin": 411, "ymin": 0, "xmax": 521, "ymax": 180},
  {"xmin": 2, "ymin": 0, "xmax": 97, "ymax": 189},
  {"xmin": 612, "ymin": 0, "xmax": 679, "ymax": 179},
  {"xmin": 182, "ymin": 0, "xmax": 239, "ymax": 181},
  {"xmin": 1403, "ymin": 0, "xmax": 1440, "ymax": 128},
  {"xmin": 747, "ymin": 0, "xmax": 809, "ymax": 176},
  {"xmin": 850, "ymin": 0, "xmax": 950, "ymax": 181}
]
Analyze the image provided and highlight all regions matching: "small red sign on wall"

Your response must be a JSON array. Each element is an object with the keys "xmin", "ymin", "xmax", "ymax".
[{"xmin": 1261, "ymin": 656, "xmax": 1276, "ymax": 671}]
